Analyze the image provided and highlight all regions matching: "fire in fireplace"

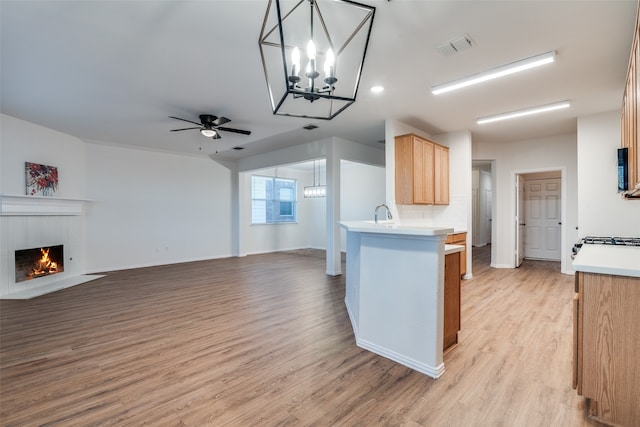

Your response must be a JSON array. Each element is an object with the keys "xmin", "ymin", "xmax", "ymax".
[{"xmin": 15, "ymin": 245, "xmax": 64, "ymax": 283}]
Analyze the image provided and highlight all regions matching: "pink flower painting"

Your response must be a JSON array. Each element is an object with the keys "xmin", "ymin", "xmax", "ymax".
[{"xmin": 25, "ymin": 162, "xmax": 59, "ymax": 197}]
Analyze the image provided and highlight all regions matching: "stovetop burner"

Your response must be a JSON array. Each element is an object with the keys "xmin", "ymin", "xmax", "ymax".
[
  {"xmin": 572, "ymin": 236, "xmax": 640, "ymax": 259},
  {"xmin": 582, "ymin": 236, "xmax": 640, "ymax": 246}
]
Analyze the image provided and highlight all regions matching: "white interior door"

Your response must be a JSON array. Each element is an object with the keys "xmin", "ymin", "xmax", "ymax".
[
  {"xmin": 515, "ymin": 175, "xmax": 525, "ymax": 267},
  {"xmin": 524, "ymin": 178, "xmax": 561, "ymax": 261}
]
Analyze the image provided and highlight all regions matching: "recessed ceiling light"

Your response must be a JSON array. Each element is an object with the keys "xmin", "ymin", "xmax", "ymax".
[
  {"xmin": 476, "ymin": 101, "xmax": 570, "ymax": 125},
  {"xmin": 370, "ymin": 85, "xmax": 384, "ymax": 93},
  {"xmin": 431, "ymin": 50, "xmax": 556, "ymax": 95}
]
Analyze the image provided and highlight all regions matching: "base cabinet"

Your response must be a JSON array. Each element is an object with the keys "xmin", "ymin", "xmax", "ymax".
[
  {"xmin": 574, "ymin": 271, "xmax": 640, "ymax": 427},
  {"xmin": 446, "ymin": 232, "xmax": 467, "ymax": 277},
  {"xmin": 443, "ymin": 251, "xmax": 461, "ymax": 351}
]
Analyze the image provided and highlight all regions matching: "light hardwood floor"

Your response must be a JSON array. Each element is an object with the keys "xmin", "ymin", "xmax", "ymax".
[{"xmin": 0, "ymin": 247, "xmax": 604, "ymax": 426}]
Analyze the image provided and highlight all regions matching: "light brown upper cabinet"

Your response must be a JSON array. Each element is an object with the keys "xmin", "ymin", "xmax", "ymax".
[
  {"xmin": 395, "ymin": 133, "xmax": 449, "ymax": 205},
  {"xmin": 621, "ymin": 2, "xmax": 640, "ymax": 198},
  {"xmin": 434, "ymin": 143, "xmax": 450, "ymax": 205}
]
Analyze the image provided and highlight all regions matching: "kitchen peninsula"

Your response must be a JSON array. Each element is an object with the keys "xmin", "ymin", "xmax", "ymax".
[{"xmin": 339, "ymin": 221, "xmax": 456, "ymax": 378}]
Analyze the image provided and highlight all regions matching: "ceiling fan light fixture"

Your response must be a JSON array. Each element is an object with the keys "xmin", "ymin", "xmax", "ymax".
[
  {"xmin": 200, "ymin": 127, "xmax": 217, "ymax": 138},
  {"xmin": 169, "ymin": 115, "xmax": 251, "ymax": 141}
]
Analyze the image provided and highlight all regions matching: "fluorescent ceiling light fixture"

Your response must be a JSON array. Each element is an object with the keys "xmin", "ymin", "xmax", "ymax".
[
  {"xmin": 476, "ymin": 101, "xmax": 570, "ymax": 125},
  {"xmin": 431, "ymin": 50, "xmax": 556, "ymax": 95}
]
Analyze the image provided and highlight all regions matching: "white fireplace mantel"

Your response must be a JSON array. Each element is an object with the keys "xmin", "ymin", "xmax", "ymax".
[{"xmin": 1, "ymin": 194, "xmax": 91, "ymax": 216}]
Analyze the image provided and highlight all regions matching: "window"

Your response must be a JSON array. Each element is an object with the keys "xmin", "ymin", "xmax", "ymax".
[{"xmin": 251, "ymin": 175, "xmax": 297, "ymax": 224}]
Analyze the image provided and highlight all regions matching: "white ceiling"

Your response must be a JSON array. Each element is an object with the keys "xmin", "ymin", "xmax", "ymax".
[{"xmin": 1, "ymin": 0, "xmax": 636, "ymax": 162}]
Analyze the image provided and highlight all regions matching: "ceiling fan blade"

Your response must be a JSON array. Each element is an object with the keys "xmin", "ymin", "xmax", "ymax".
[
  {"xmin": 212, "ymin": 132, "xmax": 222, "ymax": 140},
  {"xmin": 170, "ymin": 127, "xmax": 201, "ymax": 132},
  {"xmin": 169, "ymin": 116, "xmax": 202, "ymax": 126},
  {"xmin": 213, "ymin": 116, "xmax": 231, "ymax": 126},
  {"xmin": 217, "ymin": 126, "xmax": 251, "ymax": 135}
]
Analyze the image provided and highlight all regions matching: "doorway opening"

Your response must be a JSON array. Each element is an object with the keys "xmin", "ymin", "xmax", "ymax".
[
  {"xmin": 472, "ymin": 160, "xmax": 494, "ymax": 271},
  {"xmin": 515, "ymin": 170, "xmax": 563, "ymax": 268}
]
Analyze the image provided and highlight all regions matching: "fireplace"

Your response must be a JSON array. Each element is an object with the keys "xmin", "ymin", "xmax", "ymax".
[{"xmin": 15, "ymin": 245, "xmax": 64, "ymax": 283}]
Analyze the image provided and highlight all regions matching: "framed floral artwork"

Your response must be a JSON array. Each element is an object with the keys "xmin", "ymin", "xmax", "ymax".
[{"xmin": 25, "ymin": 162, "xmax": 59, "ymax": 196}]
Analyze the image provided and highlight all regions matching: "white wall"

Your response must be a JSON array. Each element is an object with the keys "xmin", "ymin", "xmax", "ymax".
[
  {"xmin": 307, "ymin": 196, "xmax": 326, "ymax": 249},
  {"xmin": 1, "ymin": 114, "xmax": 86, "ymax": 197},
  {"xmin": 84, "ymin": 143, "xmax": 233, "ymax": 272},
  {"xmin": 577, "ymin": 111, "xmax": 640, "ymax": 236},
  {"xmin": 473, "ymin": 133, "xmax": 578, "ymax": 273},
  {"xmin": 339, "ymin": 160, "xmax": 386, "ymax": 250},
  {"xmin": 1, "ymin": 114, "xmax": 237, "ymax": 275}
]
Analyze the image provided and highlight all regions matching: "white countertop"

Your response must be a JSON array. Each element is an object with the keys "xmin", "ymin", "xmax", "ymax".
[
  {"xmin": 445, "ymin": 244, "xmax": 464, "ymax": 255},
  {"xmin": 339, "ymin": 221, "xmax": 453, "ymax": 237},
  {"xmin": 572, "ymin": 244, "xmax": 640, "ymax": 278}
]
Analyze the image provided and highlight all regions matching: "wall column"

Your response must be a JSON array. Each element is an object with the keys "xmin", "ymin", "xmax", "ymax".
[{"xmin": 325, "ymin": 139, "xmax": 342, "ymax": 276}]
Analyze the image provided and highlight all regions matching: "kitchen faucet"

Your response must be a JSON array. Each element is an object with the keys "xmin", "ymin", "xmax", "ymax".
[{"xmin": 374, "ymin": 204, "xmax": 393, "ymax": 224}]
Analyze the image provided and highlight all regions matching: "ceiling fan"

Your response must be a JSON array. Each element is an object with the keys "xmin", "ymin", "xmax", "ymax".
[{"xmin": 169, "ymin": 114, "xmax": 251, "ymax": 139}]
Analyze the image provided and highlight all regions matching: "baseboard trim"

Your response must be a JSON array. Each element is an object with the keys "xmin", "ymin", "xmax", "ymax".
[
  {"xmin": 344, "ymin": 297, "xmax": 444, "ymax": 378},
  {"xmin": 356, "ymin": 337, "xmax": 445, "ymax": 379},
  {"xmin": 491, "ymin": 263, "xmax": 512, "ymax": 269}
]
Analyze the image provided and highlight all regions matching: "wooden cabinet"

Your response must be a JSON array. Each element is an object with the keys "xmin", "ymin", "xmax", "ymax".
[
  {"xmin": 434, "ymin": 143, "xmax": 449, "ymax": 205},
  {"xmin": 411, "ymin": 135, "xmax": 435, "ymax": 204},
  {"xmin": 395, "ymin": 133, "xmax": 449, "ymax": 205},
  {"xmin": 443, "ymin": 251, "xmax": 461, "ymax": 352},
  {"xmin": 620, "ymin": 2, "xmax": 640, "ymax": 198},
  {"xmin": 573, "ymin": 271, "xmax": 640, "ymax": 426},
  {"xmin": 446, "ymin": 232, "xmax": 467, "ymax": 277}
]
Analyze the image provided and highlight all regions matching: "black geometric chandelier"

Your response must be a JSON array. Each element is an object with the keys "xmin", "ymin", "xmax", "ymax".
[{"xmin": 259, "ymin": 0, "xmax": 376, "ymax": 120}]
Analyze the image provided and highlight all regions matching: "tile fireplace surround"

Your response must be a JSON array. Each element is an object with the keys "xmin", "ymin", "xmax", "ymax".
[{"xmin": 0, "ymin": 195, "xmax": 102, "ymax": 299}]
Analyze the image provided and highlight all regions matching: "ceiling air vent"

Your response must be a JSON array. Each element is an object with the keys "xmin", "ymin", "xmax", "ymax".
[
  {"xmin": 303, "ymin": 124, "xmax": 318, "ymax": 130},
  {"xmin": 436, "ymin": 33, "xmax": 475, "ymax": 56}
]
